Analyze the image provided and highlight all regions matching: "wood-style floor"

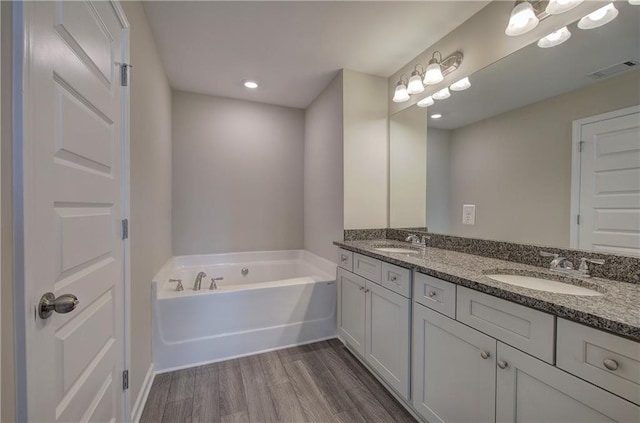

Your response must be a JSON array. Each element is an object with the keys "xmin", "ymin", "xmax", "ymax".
[{"xmin": 141, "ymin": 338, "xmax": 418, "ymax": 423}]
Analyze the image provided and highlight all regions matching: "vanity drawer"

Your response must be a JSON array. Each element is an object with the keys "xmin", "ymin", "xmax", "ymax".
[
  {"xmin": 380, "ymin": 262, "xmax": 411, "ymax": 298},
  {"xmin": 557, "ymin": 318, "xmax": 640, "ymax": 405},
  {"xmin": 353, "ymin": 253, "xmax": 381, "ymax": 284},
  {"xmin": 413, "ymin": 273, "xmax": 456, "ymax": 319},
  {"xmin": 457, "ymin": 287, "xmax": 556, "ymax": 363},
  {"xmin": 338, "ymin": 248, "xmax": 353, "ymax": 271}
]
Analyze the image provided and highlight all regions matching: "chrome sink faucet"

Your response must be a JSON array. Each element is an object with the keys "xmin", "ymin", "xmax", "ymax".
[
  {"xmin": 405, "ymin": 234, "xmax": 430, "ymax": 247},
  {"xmin": 540, "ymin": 251, "xmax": 604, "ymax": 278},
  {"xmin": 194, "ymin": 271, "xmax": 207, "ymax": 290}
]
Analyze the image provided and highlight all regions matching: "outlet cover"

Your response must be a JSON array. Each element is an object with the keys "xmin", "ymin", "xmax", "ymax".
[{"xmin": 462, "ymin": 205, "xmax": 476, "ymax": 225}]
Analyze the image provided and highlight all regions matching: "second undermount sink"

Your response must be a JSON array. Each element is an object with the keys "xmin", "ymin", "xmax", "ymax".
[
  {"xmin": 485, "ymin": 274, "xmax": 603, "ymax": 296},
  {"xmin": 374, "ymin": 247, "xmax": 420, "ymax": 254}
]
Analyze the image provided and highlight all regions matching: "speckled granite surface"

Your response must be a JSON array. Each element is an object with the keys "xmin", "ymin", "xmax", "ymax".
[
  {"xmin": 343, "ymin": 229, "xmax": 387, "ymax": 241},
  {"xmin": 334, "ymin": 239, "xmax": 640, "ymax": 342},
  {"xmin": 386, "ymin": 229, "xmax": 640, "ymax": 285}
]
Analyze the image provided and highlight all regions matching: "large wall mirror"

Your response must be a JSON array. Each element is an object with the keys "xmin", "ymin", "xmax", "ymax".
[{"xmin": 389, "ymin": 2, "xmax": 640, "ymax": 255}]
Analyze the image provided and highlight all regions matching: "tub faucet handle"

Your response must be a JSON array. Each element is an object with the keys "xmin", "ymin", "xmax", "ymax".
[
  {"xmin": 210, "ymin": 277, "xmax": 223, "ymax": 290},
  {"xmin": 169, "ymin": 278, "xmax": 184, "ymax": 291}
]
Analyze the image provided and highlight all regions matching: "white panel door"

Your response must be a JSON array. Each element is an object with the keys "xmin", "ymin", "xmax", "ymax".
[
  {"xmin": 578, "ymin": 110, "xmax": 640, "ymax": 255},
  {"xmin": 21, "ymin": 2, "xmax": 128, "ymax": 422},
  {"xmin": 497, "ymin": 342, "xmax": 640, "ymax": 423},
  {"xmin": 412, "ymin": 304, "xmax": 496, "ymax": 423},
  {"xmin": 337, "ymin": 268, "xmax": 366, "ymax": 355},
  {"xmin": 364, "ymin": 281, "xmax": 410, "ymax": 399}
]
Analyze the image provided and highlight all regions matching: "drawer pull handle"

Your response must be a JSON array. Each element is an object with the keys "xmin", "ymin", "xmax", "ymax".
[
  {"xmin": 603, "ymin": 359, "xmax": 619, "ymax": 371},
  {"xmin": 390, "ymin": 275, "xmax": 398, "ymax": 282},
  {"xmin": 428, "ymin": 291, "xmax": 437, "ymax": 298},
  {"xmin": 497, "ymin": 360, "xmax": 508, "ymax": 369},
  {"xmin": 480, "ymin": 350, "xmax": 490, "ymax": 360},
  {"xmin": 341, "ymin": 255, "xmax": 348, "ymax": 262}
]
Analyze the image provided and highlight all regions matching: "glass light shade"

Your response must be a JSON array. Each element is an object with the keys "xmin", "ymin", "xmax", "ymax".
[
  {"xmin": 432, "ymin": 87, "xmax": 451, "ymax": 100},
  {"xmin": 423, "ymin": 62, "xmax": 444, "ymax": 85},
  {"xmin": 578, "ymin": 3, "xmax": 618, "ymax": 29},
  {"xmin": 407, "ymin": 72, "xmax": 425, "ymax": 95},
  {"xmin": 450, "ymin": 77, "xmax": 471, "ymax": 91},
  {"xmin": 545, "ymin": 0, "xmax": 583, "ymax": 15},
  {"xmin": 392, "ymin": 82, "xmax": 410, "ymax": 103},
  {"xmin": 417, "ymin": 96, "xmax": 434, "ymax": 108},
  {"xmin": 505, "ymin": 2, "xmax": 540, "ymax": 36},
  {"xmin": 537, "ymin": 27, "xmax": 572, "ymax": 48}
]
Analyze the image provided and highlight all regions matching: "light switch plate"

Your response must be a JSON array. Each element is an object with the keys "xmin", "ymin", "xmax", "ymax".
[{"xmin": 462, "ymin": 204, "xmax": 476, "ymax": 225}]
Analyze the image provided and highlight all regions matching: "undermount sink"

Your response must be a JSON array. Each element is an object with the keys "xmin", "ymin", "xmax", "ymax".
[
  {"xmin": 485, "ymin": 273, "xmax": 603, "ymax": 296},
  {"xmin": 374, "ymin": 247, "xmax": 420, "ymax": 254}
]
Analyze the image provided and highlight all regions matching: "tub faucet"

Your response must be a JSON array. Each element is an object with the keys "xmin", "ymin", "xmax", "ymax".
[{"xmin": 194, "ymin": 271, "xmax": 207, "ymax": 291}]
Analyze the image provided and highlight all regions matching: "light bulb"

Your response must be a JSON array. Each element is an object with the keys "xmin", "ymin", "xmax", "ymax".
[
  {"xmin": 537, "ymin": 27, "xmax": 572, "ymax": 48},
  {"xmin": 505, "ymin": 2, "xmax": 540, "ymax": 36},
  {"xmin": 578, "ymin": 3, "xmax": 618, "ymax": 29},
  {"xmin": 432, "ymin": 87, "xmax": 451, "ymax": 100},
  {"xmin": 407, "ymin": 71, "xmax": 425, "ymax": 95},
  {"xmin": 546, "ymin": 0, "xmax": 583, "ymax": 15},
  {"xmin": 450, "ymin": 77, "xmax": 471, "ymax": 91},
  {"xmin": 392, "ymin": 81, "xmax": 410, "ymax": 103},
  {"xmin": 417, "ymin": 96, "xmax": 434, "ymax": 108},
  {"xmin": 424, "ymin": 60, "xmax": 444, "ymax": 85}
]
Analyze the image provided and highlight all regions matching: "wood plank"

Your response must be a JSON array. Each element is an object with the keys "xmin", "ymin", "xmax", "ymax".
[
  {"xmin": 243, "ymin": 381, "xmax": 278, "ymax": 423},
  {"xmin": 192, "ymin": 366, "xmax": 220, "ymax": 423},
  {"xmin": 328, "ymin": 338, "xmax": 344, "ymax": 349},
  {"xmin": 336, "ymin": 408, "xmax": 368, "ymax": 423},
  {"xmin": 345, "ymin": 386, "xmax": 394, "ymax": 423},
  {"xmin": 300, "ymin": 351, "xmax": 355, "ymax": 414},
  {"xmin": 219, "ymin": 359, "xmax": 247, "ymax": 416},
  {"xmin": 140, "ymin": 373, "xmax": 171, "ymax": 423},
  {"xmin": 277, "ymin": 343, "xmax": 315, "ymax": 364},
  {"xmin": 221, "ymin": 411, "xmax": 250, "ymax": 423},
  {"xmin": 269, "ymin": 382, "xmax": 306, "ymax": 423},
  {"xmin": 316, "ymin": 346, "xmax": 363, "ymax": 390},
  {"xmin": 284, "ymin": 360, "xmax": 337, "ymax": 423},
  {"xmin": 239, "ymin": 355, "xmax": 266, "ymax": 385},
  {"xmin": 258, "ymin": 351, "xmax": 288, "ymax": 386},
  {"xmin": 162, "ymin": 399, "xmax": 193, "ymax": 423},
  {"xmin": 167, "ymin": 368, "xmax": 195, "ymax": 402}
]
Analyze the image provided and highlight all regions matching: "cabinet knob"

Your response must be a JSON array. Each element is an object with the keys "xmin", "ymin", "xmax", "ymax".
[
  {"xmin": 341, "ymin": 254, "xmax": 348, "ymax": 262},
  {"xmin": 480, "ymin": 350, "xmax": 490, "ymax": 360},
  {"xmin": 497, "ymin": 360, "xmax": 508, "ymax": 369},
  {"xmin": 390, "ymin": 275, "xmax": 398, "ymax": 282},
  {"xmin": 365, "ymin": 289, "xmax": 370, "ymax": 293},
  {"xmin": 428, "ymin": 291, "xmax": 437, "ymax": 298},
  {"xmin": 359, "ymin": 286, "xmax": 365, "ymax": 291},
  {"xmin": 603, "ymin": 359, "xmax": 619, "ymax": 371}
]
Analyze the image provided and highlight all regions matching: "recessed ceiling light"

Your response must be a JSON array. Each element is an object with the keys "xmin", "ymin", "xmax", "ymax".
[
  {"xmin": 430, "ymin": 114, "xmax": 443, "ymax": 119},
  {"xmin": 243, "ymin": 80, "xmax": 259, "ymax": 89}
]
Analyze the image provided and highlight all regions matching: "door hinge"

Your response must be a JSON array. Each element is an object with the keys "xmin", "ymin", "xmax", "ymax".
[
  {"xmin": 578, "ymin": 141, "xmax": 585, "ymax": 152},
  {"xmin": 123, "ymin": 370, "xmax": 129, "ymax": 390},
  {"xmin": 122, "ymin": 219, "xmax": 129, "ymax": 240},
  {"xmin": 577, "ymin": 214, "xmax": 581, "ymax": 225},
  {"xmin": 118, "ymin": 62, "xmax": 133, "ymax": 86}
]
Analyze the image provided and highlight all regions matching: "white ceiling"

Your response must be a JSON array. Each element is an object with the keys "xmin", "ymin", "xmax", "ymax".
[{"xmin": 143, "ymin": 1, "xmax": 490, "ymax": 109}]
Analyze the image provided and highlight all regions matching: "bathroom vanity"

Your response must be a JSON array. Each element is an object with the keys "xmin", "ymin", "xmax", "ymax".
[{"xmin": 334, "ymin": 238, "xmax": 640, "ymax": 423}]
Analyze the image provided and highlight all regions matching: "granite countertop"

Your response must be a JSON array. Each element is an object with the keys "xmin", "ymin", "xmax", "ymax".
[{"xmin": 334, "ymin": 239, "xmax": 640, "ymax": 342}]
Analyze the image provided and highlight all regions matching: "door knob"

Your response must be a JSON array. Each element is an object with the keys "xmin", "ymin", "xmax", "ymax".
[{"xmin": 39, "ymin": 292, "xmax": 79, "ymax": 319}]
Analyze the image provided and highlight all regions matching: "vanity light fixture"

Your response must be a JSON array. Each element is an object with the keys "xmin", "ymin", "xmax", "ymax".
[
  {"xmin": 537, "ymin": 26, "xmax": 572, "ymax": 48},
  {"xmin": 505, "ymin": 1, "xmax": 540, "ymax": 36},
  {"xmin": 424, "ymin": 52, "xmax": 445, "ymax": 85},
  {"xmin": 417, "ymin": 96, "xmax": 435, "ymax": 108},
  {"xmin": 450, "ymin": 77, "xmax": 471, "ymax": 91},
  {"xmin": 432, "ymin": 87, "xmax": 451, "ymax": 100},
  {"xmin": 578, "ymin": 3, "xmax": 618, "ymax": 29},
  {"xmin": 430, "ymin": 113, "xmax": 443, "ymax": 119},
  {"xmin": 243, "ymin": 80, "xmax": 259, "ymax": 89},
  {"xmin": 546, "ymin": 0, "xmax": 583, "ymax": 15},
  {"xmin": 407, "ymin": 65, "xmax": 426, "ymax": 95},
  {"xmin": 393, "ymin": 79, "xmax": 411, "ymax": 103}
]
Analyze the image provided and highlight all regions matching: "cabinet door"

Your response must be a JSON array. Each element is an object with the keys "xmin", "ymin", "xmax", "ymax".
[
  {"xmin": 365, "ymin": 281, "xmax": 410, "ymax": 399},
  {"xmin": 413, "ymin": 304, "xmax": 496, "ymax": 423},
  {"xmin": 337, "ymin": 268, "xmax": 366, "ymax": 355},
  {"xmin": 497, "ymin": 342, "xmax": 640, "ymax": 423}
]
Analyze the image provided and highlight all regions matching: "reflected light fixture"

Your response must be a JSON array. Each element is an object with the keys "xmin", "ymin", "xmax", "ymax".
[
  {"xmin": 423, "ymin": 52, "xmax": 445, "ymax": 85},
  {"xmin": 243, "ymin": 80, "xmax": 258, "ymax": 89},
  {"xmin": 407, "ymin": 65, "xmax": 426, "ymax": 95},
  {"xmin": 630, "ymin": 0, "xmax": 640, "ymax": 5},
  {"xmin": 430, "ymin": 114, "xmax": 442, "ymax": 119},
  {"xmin": 432, "ymin": 87, "xmax": 451, "ymax": 100},
  {"xmin": 417, "ymin": 96, "xmax": 435, "ymax": 108},
  {"xmin": 537, "ymin": 26, "xmax": 572, "ymax": 48},
  {"xmin": 546, "ymin": 0, "xmax": 583, "ymax": 15},
  {"xmin": 393, "ymin": 79, "xmax": 410, "ymax": 103},
  {"xmin": 505, "ymin": 1, "xmax": 540, "ymax": 36},
  {"xmin": 450, "ymin": 77, "xmax": 471, "ymax": 91},
  {"xmin": 578, "ymin": 3, "xmax": 618, "ymax": 29}
]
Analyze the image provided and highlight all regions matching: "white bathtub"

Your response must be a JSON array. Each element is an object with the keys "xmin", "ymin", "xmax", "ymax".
[{"xmin": 152, "ymin": 250, "xmax": 337, "ymax": 372}]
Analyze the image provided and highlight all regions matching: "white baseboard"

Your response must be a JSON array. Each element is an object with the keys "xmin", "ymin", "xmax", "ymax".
[{"xmin": 130, "ymin": 363, "xmax": 155, "ymax": 423}]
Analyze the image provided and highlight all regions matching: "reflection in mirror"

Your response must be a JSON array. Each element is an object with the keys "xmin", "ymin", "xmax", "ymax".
[{"xmin": 389, "ymin": 2, "xmax": 640, "ymax": 256}]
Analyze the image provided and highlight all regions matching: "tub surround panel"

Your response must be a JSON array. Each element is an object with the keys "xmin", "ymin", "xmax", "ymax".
[{"xmin": 334, "ymin": 240, "xmax": 640, "ymax": 341}]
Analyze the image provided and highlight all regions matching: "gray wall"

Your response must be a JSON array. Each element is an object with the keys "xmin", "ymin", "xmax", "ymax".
[
  {"xmin": 303, "ymin": 72, "xmax": 344, "ymax": 262},
  {"xmin": 172, "ymin": 91, "xmax": 305, "ymax": 255},
  {"xmin": 426, "ymin": 127, "xmax": 451, "ymax": 234},
  {"xmin": 449, "ymin": 70, "xmax": 640, "ymax": 246},
  {"xmin": 122, "ymin": 1, "xmax": 173, "ymax": 413}
]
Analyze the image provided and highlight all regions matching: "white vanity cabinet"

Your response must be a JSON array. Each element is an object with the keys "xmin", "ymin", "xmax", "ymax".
[{"xmin": 337, "ymin": 262, "xmax": 411, "ymax": 400}]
